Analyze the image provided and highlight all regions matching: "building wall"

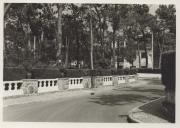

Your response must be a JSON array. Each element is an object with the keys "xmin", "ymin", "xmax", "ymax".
[{"xmin": 122, "ymin": 50, "xmax": 153, "ymax": 69}]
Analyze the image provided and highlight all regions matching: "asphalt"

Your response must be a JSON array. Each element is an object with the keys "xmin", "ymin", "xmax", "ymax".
[{"xmin": 3, "ymin": 79, "xmax": 165, "ymax": 122}]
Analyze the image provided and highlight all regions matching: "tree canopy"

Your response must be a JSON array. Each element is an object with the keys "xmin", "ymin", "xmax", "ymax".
[{"xmin": 4, "ymin": 4, "xmax": 176, "ymax": 69}]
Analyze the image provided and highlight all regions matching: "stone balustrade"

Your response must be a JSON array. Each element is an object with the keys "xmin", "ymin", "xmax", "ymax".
[
  {"xmin": 103, "ymin": 76, "xmax": 113, "ymax": 86},
  {"xmin": 118, "ymin": 76, "xmax": 126, "ymax": 84},
  {"xmin": 3, "ymin": 81, "xmax": 23, "ymax": 97},
  {"xmin": 3, "ymin": 74, "xmax": 138, "ymax": 97},
  {"xmin": 68, "ymin": 78, "xmax": 83, "ymax": 89},
  {"xmin": 128, "ymin": 75, "xmax": 136, "ymax": 82},
  {"xmin": 38, "ymin": 79, "xmax": 58, "ymax": 93}
]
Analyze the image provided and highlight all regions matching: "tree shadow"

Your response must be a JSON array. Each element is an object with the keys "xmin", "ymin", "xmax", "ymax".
[
  {"xmin": 145, "ymin": 79, "xmax": 163, "ymax": 86},
  {"xmin": 89, "ymin": 94, "xmax": 159, "ymax": 106},
  {"xmin": 114, "ymin": 88, "xmax": 165, "ymax": 96}
]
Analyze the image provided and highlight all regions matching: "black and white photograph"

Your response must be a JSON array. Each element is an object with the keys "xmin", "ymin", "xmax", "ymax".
[{"xmin": 2, "ymin": 0, "xmax": 176, "ymax": 126}]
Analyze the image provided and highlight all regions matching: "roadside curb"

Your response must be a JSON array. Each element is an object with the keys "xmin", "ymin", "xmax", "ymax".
[{"xmin": 127, "ymin": 96, "xmax": 165, "ymax": 123}]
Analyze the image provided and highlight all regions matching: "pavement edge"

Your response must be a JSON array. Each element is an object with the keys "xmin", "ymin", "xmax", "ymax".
[{"xmin": 127, "ymin": 96, "xmax": 165, "ymax": 123}]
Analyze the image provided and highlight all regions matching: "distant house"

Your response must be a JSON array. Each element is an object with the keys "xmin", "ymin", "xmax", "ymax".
[
  {"xmin": 70, "ymin": 60, "xmax": 84, "ymax": 68},
  {"xmin": 113, "ymin": 39, "xmax": 153, "ymax": 69}
]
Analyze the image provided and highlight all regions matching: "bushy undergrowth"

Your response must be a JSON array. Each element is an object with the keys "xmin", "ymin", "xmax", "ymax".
[{"xmin": 4, "ymin": 67, "xmax": 137, "ymax": 80}]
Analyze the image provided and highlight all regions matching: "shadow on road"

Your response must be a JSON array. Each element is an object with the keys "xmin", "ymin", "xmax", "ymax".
[
  {"xmin": 89, "ymin": 94, "xmax": 159, "ymax": 106},
  {"xmin": 113, "ymin": 88, "xmax": 165, "ymax": 96}
]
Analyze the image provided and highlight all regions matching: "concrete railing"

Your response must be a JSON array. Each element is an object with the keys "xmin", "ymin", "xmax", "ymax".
[
  {"xmin": 103, "ymin": 76, "xmax": 113, "ymax": 86},
  {"xmin": 118, "ymin": 76, "xmax": 126, "ymax": 84},
  {"xmin": 68, "ymin": 78, "xmax": 83, "ymax": 89},
  {"xmin": 38, "ymin": 79, "xmax": 58, "ymax": 93},
  {"xmin": 3, "ymin": 81, "xmax": 23, "ymax": 97},
  {"xmin": 3, "ymin": 74, "xmax": 138, "ymax": 97},
  {"xmin": 129, "ymin": 75, "xmax": 136, "ymax": 82}
]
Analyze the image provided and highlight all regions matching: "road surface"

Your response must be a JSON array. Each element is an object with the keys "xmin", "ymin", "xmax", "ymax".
[{"xmin": 3, "ymin": 79, "xmax": 164, "ymax": 122}]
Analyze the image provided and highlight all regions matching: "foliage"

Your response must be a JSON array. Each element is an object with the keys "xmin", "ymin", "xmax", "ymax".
[
  {"xmin": 137, "ymin": 68, "xmax": 161, "ymax": 73},
  {"xmin": 3, "ymin": 67, "xmax": 137, "ymax": 80},
  {"xmin": 161, "ymin": 51, "xmax": 175, "ymax": 90},
  {"xmin": 4, "ymin": 4, "xmax": 176, "ymax": 70},
  {"xmin": 125, "ymin": 38, "xmax": 137, "ymax": 65}
]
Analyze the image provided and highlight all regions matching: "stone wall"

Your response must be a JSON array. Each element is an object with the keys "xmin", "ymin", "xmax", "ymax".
[
  {"xmin": 57, "ymin": 78, "xmax": 69, "ymax": 90},
  {"xmin": 82, "ymin": 76, "xmax": 91, "ymax": 88},
  {"xmin": 22, "ymin": 79, "xmax": 38, "ymax": 94}
]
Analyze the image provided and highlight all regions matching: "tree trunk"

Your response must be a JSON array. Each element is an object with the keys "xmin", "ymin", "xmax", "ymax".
[
  {"xmin": 112, "ymin": 30, "xmax": 116, "ymax": 69},
  {"xmin": 102, "ymin": 28, "xmax": 105, "ymax": 59},
  {"xmin": 4, "ymin": 3, "xmax": 12, "ymax": 16},
  {"xmin": 90, "ymin": 15, "xmax": 94, "ymax": 70},
  {"xmin": 76, "ymin": 32, "xmax": 80, "ymax": 68},
  {"xmin": 158, "ymin": 32, "xmax": 165, "ymax": 69},
  {"xmin": 137, "ymin": 41, "xmax": 141, "ymax": 68},
  {"xmin": 117, "ymin": 38, "xmax": 120, "ymax": 69},
  {"xmin": 33, "ymin": 36, "xmax": 36, "ymax": 60},
  {"xmin": 56, "ymin": 4, "xmax": 63, "ymax": 63},
  {"xmin": 64, "ymin": 36, "xmax": 69, "ymax": 68},
  {"xmin": 39, "ymin": 31, "xmax": 44, "ymax": 60},
  {"xmin": 159, "ymin": 53, "xmax": 162, "ymax": 69},
  {"xmin": 144, "ymin": 43, "xmax": 148, "ymax": 68}
]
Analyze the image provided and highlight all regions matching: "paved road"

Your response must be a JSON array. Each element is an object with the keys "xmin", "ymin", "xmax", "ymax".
[{"xmin": 3, "ymin": 79, "xmax": 165, "ymax": 122}]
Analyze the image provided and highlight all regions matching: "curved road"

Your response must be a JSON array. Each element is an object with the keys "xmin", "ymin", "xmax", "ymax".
[{"xmin": 3, "ymin": 79, "xmax": 164, "ymax": 122}]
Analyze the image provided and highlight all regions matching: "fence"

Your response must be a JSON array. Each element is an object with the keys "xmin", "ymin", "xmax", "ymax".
[{"xmin": 3, "ymin": 81, "xmax": 23, "ymax": 97}]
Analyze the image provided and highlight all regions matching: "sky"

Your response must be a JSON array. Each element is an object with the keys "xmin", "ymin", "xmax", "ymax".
[{"xmin": 149, "ymin": 4, "xmax": 159, "ymax": 15}]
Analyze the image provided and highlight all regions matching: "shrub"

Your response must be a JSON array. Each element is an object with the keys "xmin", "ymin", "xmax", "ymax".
[
  {"xmin": 3, "ymin": 67, "xmax": 26, "ymax": 81},
  {"xmin": 137, "ymin": 68, "xmax": 161, "ymax": 73},
  {"xmin": 161, "ymin": 51, "xmax": 175, "ymax": 91},
  {"xmin": 3, "ymin": 67, "xmax": 138, "ymax": 81},
  {"xmin": 33, "ymin": 68, "xmax": 62, "ymax": 79}
]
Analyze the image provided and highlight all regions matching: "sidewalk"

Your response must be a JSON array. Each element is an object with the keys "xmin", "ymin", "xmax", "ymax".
[{"xmin": 128, "ymin": 97, "xmax": 172, "ymax": 123}]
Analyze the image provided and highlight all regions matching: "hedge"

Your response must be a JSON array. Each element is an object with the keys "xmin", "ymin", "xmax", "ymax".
[
  {"xmin": 3, "ymin": 67, "xmax": 61, "ymax": 81},
  {"xmin": 161, "ymin": 51, "xmax": 175, "ymax": 90},
  {"xmin": 137, "ymin": 68, "xmax": 161, "ymax": 73},
  {"xmin": 3, "ymin": 67, "xmax": 27, "ymax": 81},
  {"xmin": 3, "ymin": 67, "xmax": 137, "ymax": 81}
]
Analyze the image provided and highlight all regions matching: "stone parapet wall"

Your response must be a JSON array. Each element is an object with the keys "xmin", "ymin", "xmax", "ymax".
[{"xmin": 3, "ymin": 74, "xmax": 138, "ymax": 97}]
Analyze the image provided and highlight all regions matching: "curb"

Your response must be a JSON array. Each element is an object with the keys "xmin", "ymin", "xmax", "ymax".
[{"xmin": 127, "ymin": 96, "xmax": 165, "ymax": 123}]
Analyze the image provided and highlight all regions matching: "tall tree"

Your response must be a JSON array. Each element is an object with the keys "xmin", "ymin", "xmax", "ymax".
[
  {"xmin": 155, "ymin": 5, "xmax": 176, "ymax": 68},
  {"xmin": 56, "ymin": 4, "xmax": 63, "ymax": 66},
  {"xmin": 109, "ymin": 4, "xmax": 129, "ymax": 69},
  {"xmin": 133, "ymin": 4, "xmax": 156, "ymax": 68}
]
